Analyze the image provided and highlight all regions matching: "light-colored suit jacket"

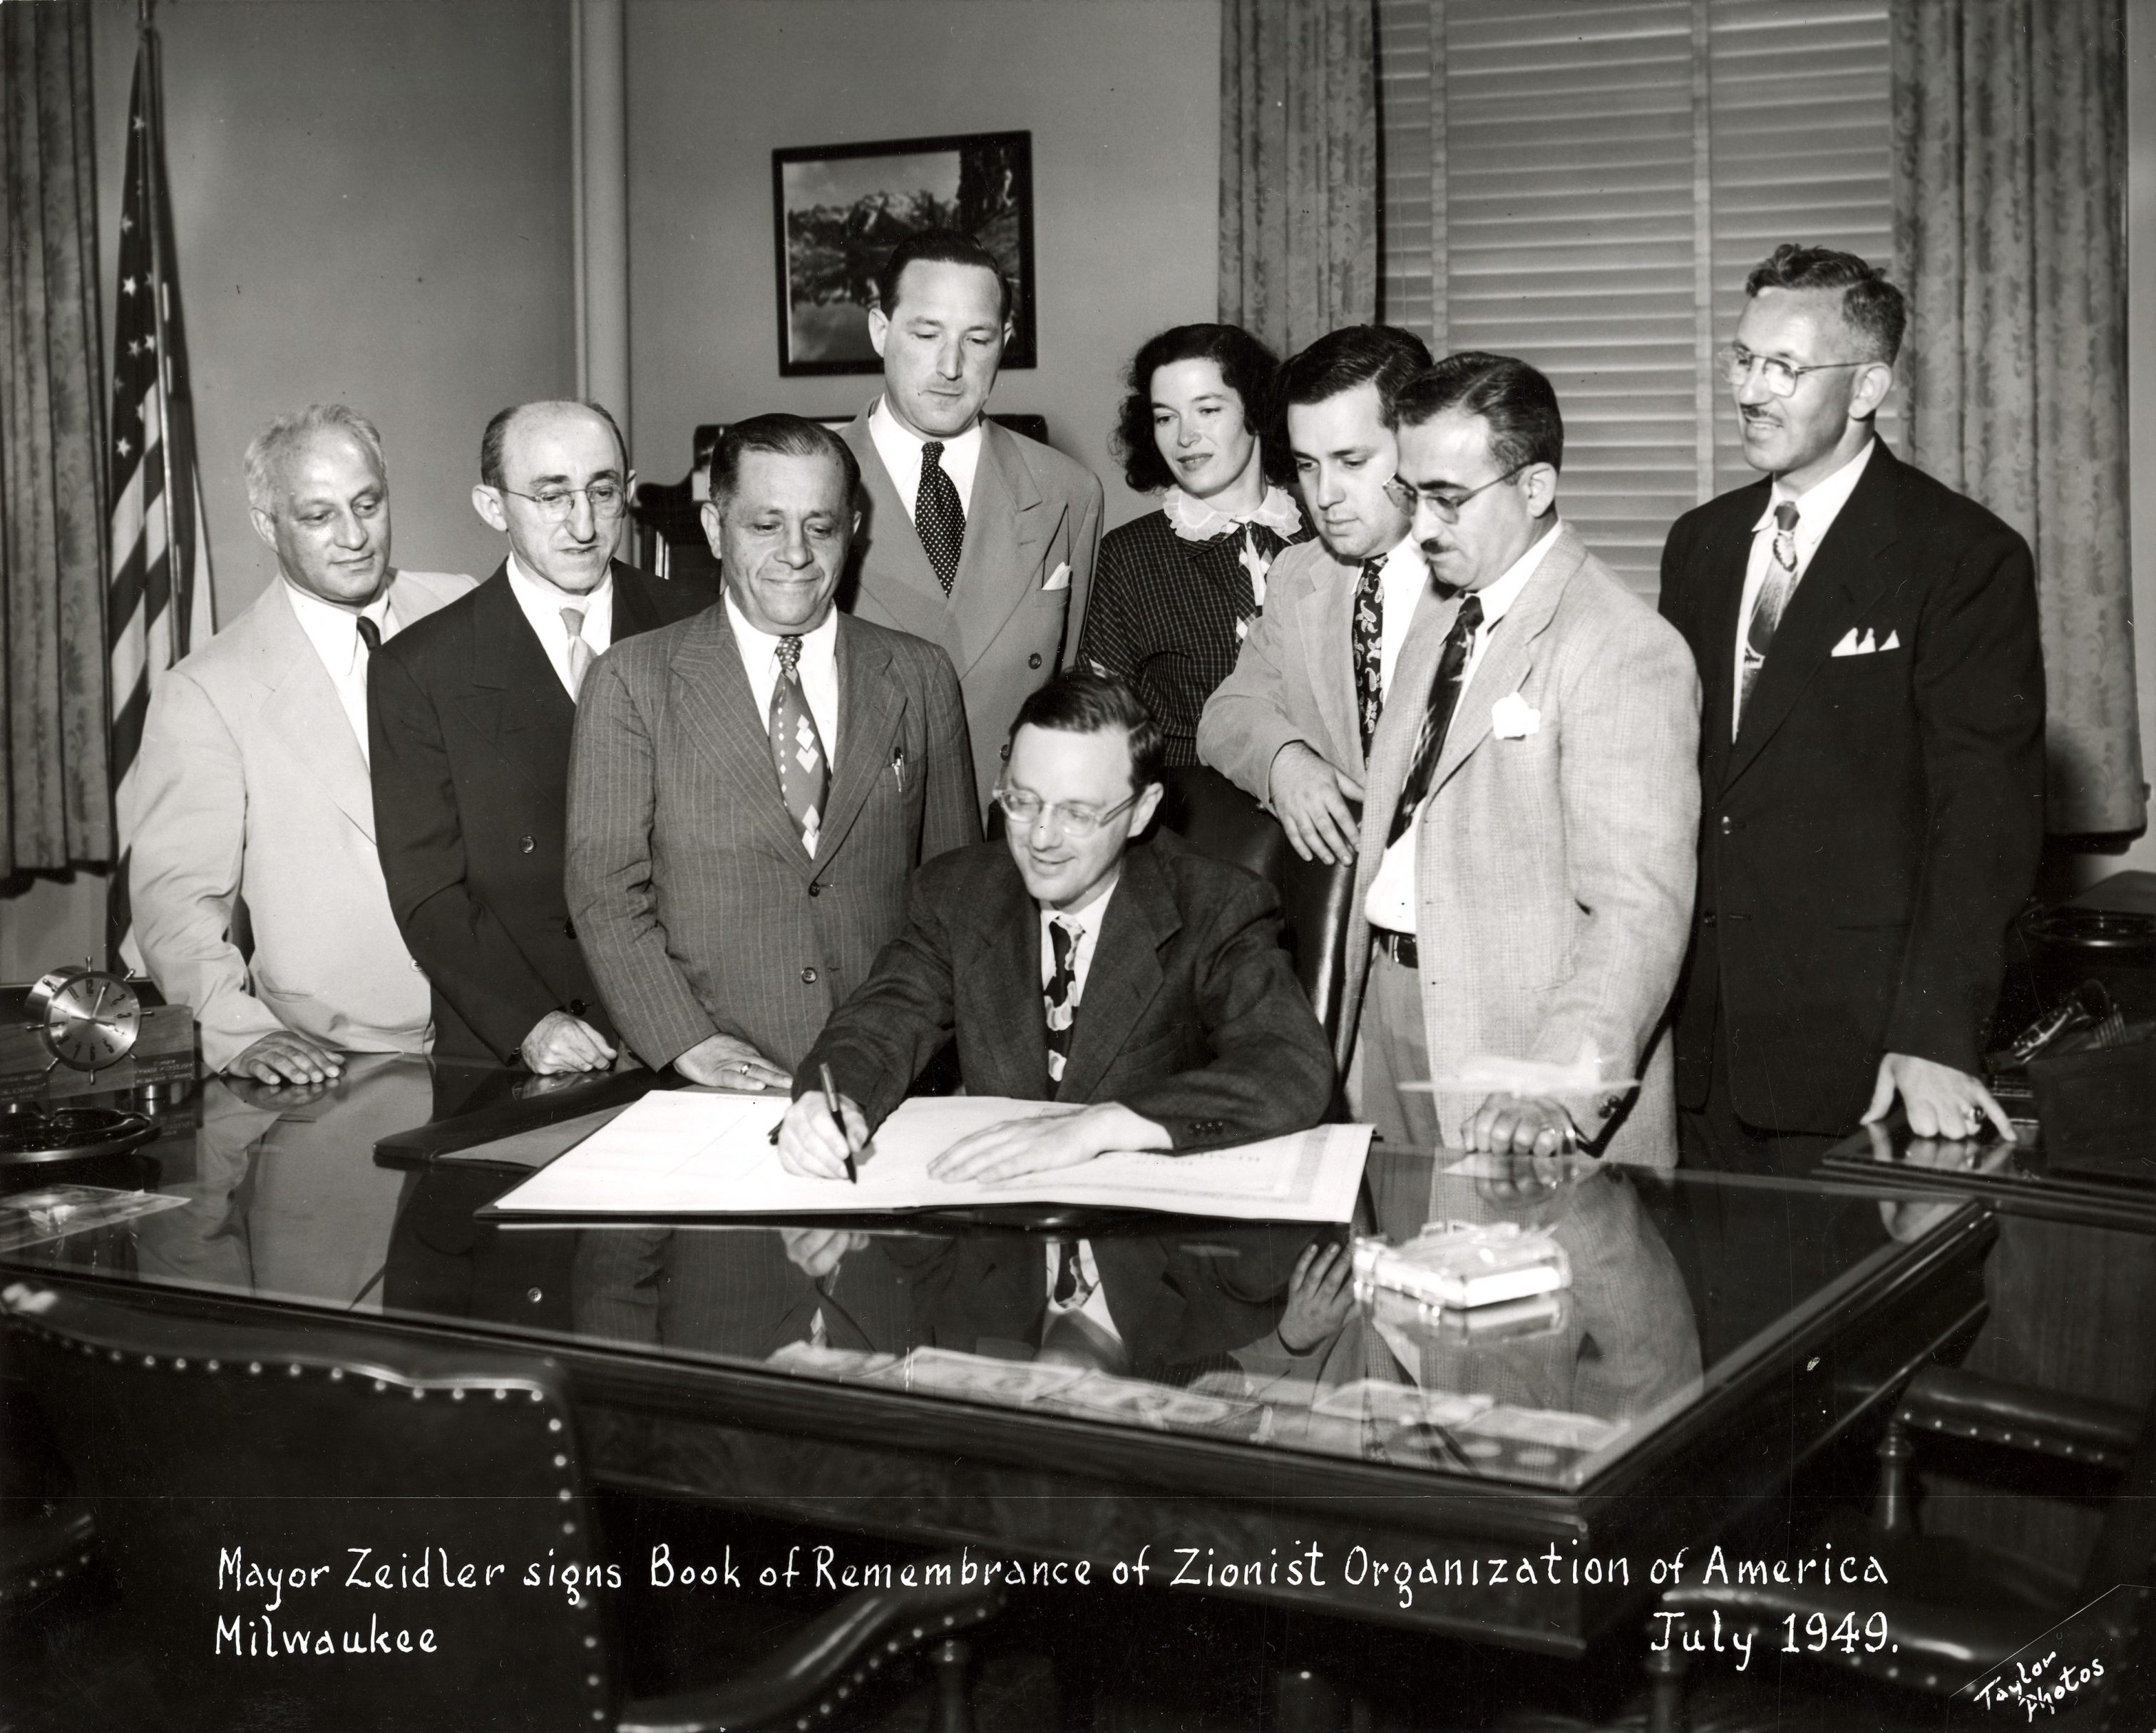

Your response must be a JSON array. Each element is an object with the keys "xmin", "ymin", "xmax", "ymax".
[
  {"xmin": 565, "ymin": 604, "xmax": 980, "ymax": 1075},
  {"xmin": 839, "ymin": 403, "xmax": 1102, "ymax": 806},
  {"xmin": 128, "ymin": 570, "xmax": 475, "ymax": 1069},
  {"xmin": 1343, "ymin": 525, "xmax": 1701, "ymax": 1168},
  {"xmin": 1197, "ymin": 537, "xmax": 1444, "ymax": 801}
]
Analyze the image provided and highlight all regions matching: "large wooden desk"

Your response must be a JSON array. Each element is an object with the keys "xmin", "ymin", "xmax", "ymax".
[{"xmin": 1, "ymin": 1059, "xmax": 1994, "ymax": 1662}]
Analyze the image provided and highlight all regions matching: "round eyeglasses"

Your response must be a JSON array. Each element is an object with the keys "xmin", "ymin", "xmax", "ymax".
[
  {"xmin": 1719, "ymin": 344, "xmax": 1872, "ymax": 399},
  {"xmin": 992, "ymin": 786, "xmax": 1142, "ymax": 838},
  {"xmin": 498, "ymin": 480, "xmax": 630, "ymax": 521},
  {"xmin": 1389, "ymin": 460, "xmax": 1530, "ymax": 525}
]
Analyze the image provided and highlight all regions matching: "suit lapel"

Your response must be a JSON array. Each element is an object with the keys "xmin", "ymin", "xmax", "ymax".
[
  {"xmin": 1692, "ymin": 489, "xmax": 1762, "ymax": 795},
  {"xmin": 671, "ymin": 606, "xmax": 814, "ymax": 874},
  {"xmin": 843, "ymin": 406, "xmax": 958, "ymax": 652},
  {"xmin": 1423, "ymin": 525, "xmax": 1578, "ymax": 796},
  {"xmin": 960, "ymin": 856, "xmax": 1053, "ymax": 1096},
  {"xmin": 608, "ymin": 559, "xmax": 661, "ymax": 637},
  {"xmin": 456, "ymin": 567, "xmax": 575, "ymax": 801},
  {"xmin": 1298, "ymin": 552, "xmax": 1362, "ymax": 771},
  {"xmin": 812, "ymin": 617, "xmax": 900, "ymax": 865},
  {"xmin": 255, "ymin": 582, "xmax": 377, "ymax": 840},
  {"xmin": 1055, "ymin": 844, "xmax": 1178, "ymax": 1106},
  {"xmin": 951, "ymin": 422, "xmax": 1047, "ymax": 679},
  {"xmin": 1723, "ymin": 447, "xmax": 1900, "ymax": 788}
]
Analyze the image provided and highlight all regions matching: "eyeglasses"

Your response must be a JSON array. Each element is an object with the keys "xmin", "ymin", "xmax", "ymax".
[
  {"xmin": 1390, "ymin": 460, "xmax": 1530, "ymax": 525},
  {"xmin": 1719, "ymin": 344, "xmax": 1872, "ymax": 399},
  {"xmin": 498, "ymin": 479, "xmax": 630, "ymax": 521},
  {"xmin": 992, "ymin": 786, "xmax": 1142, "ymax": 838}
]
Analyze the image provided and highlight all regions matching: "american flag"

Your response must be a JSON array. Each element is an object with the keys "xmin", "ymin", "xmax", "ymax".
[{"xmin": 108, "ymin": 18, "xmax": 214, "ymax": 965}]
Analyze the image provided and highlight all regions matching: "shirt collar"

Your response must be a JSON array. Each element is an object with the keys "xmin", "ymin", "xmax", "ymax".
[
  {"xmin": 1464, "ymin": 519, "xmax": 1561, "ymax": 629},
  {"xmin": 282, "ymin": 576, "xmax": 391, "ymax": 671},
  {"xmin": 1377, "ymin": 534, "xmax": 1423, "ymax": 579},
  {"xmin": 1043, "ymin": 866, "xmax": 1120, "ymax": 936},
  {"xmin": 870, "ymin": 394, "xmax": 984, "ymax": 456},
  {"xmin": 1161, "ymin": 483, "xmax": 1305, "ymax": 545},
  {"xmin": 1750, "ymin": 436, "xmax": 1877, "ymax": 533},
  {"xmin": 506, "ymin": 552, "xmax": 612, "ymax": 613},
  {"xmin": 724, "ymin": 591, "xmax": 838, "ymax": 661}
]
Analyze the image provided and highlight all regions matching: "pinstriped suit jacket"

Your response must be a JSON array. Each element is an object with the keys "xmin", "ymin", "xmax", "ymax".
[
  {"xmin": 1341, "ymin": 525, "xmax": 1701, "ymax": 1168},
  {"xmin": 565, "ymin": 602, "xmax": 979, "ymax": 1074}
]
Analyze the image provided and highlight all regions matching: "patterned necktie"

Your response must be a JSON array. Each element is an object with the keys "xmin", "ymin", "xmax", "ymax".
[
  {"xmin": 1350, "ymin": 557, "xmax": 1385, "ymax": 757},
  {"xmin": 1043, "ymin": 915, "xmax": 1079, "ymax": 1084},
  {"xmin": 560, "ymin": 607, "xmax": 592, "ymax": 699},
  {"xmin": 354, "ymin": 615, "xmax": 381, "ymax": 656},
  {"xmin": 769, "ymin": 635, "xmax": 828, "ymax": 856},
  {"xmin": 915, "ymin": 440, "xmax": 965, "ymax": 595},
  {"xmin": 1739, "ymin": 500, "xmax": 1800, "ymax": 723},
  {"xmin": 1385, "ymin": 594, "xmax": 1484, "ymax": 848}
]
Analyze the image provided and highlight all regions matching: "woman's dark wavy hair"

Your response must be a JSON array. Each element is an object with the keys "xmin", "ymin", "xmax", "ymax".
[{"xmin": 1110, "ymin": 323, "xmax": 1294, "ymax": 493}]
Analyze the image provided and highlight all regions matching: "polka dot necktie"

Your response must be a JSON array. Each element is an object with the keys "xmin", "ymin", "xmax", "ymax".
[
  {"xmin": 769, "ymin": 635, "xmax": 828, "ymax": 856},
  {"xmin": 915, "ymin": 440, "xmax": 966, "ymax": 595},
  {"xmin": 560, "ymin": 607, "xmax": 592, "ymax": 699},
  {"xmin": 1350, "ymin": 557, "xmax": 1385, "ymax": 757},
  {"xmin": 1043, "ymin": 915, "xmax": 1079, "ymax": 1084},
  {"xmin": 1739, "ymin": 500, "xmax": 1800, "ymax": 725}
]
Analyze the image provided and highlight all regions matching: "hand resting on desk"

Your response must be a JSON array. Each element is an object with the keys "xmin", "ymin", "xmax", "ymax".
[{"xmin": 928, "ymin": 1101, "xmax": 1172, "ymax": 1184}]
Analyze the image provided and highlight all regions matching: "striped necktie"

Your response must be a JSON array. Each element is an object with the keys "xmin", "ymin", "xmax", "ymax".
[{"xmin": 1739, "ymin": 500, "xmax": 1800, "ymax": 724}]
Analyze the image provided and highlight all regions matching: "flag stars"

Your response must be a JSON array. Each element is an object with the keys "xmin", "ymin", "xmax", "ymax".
[
  {"xmin": 122, "ymin": 275, "xmax": 138, "ymax": 296},
  {"xmin": 118, "ymin": 436, "xmax": 133, "ymax": 458},
  {"xmin": 128, "ymin": 339, "xmax": 144, "ymax": 358},
  {"xmin": 119, "ymin": 213, "xmax": 133, "ymax": 233}
]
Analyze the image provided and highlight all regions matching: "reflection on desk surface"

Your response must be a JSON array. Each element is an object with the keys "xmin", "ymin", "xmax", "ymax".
[{"xmin": 1, "ymin": 1057, "xmax": 1968, "ymax": 1491}]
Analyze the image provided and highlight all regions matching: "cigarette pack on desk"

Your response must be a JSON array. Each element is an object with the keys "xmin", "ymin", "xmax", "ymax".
[{"xmin": 1351, "ymin": 1220, "xmax": 1570, "ymax": 1310}]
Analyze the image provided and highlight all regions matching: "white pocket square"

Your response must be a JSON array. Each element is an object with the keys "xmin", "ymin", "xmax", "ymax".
[
  {"xmin": 1491, "ymin": 691, "xmax": 1541, "ymax": 739},
  {"xmin": 1830, "ymin": 626, "xmax": 1900, "ymax": 657},
  {"xmin": 1042, "ymin": 561, "xmax": 1072, "ymax": 592}
]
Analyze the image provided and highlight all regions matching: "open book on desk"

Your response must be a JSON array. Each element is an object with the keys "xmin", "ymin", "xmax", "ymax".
[{"xmin": 481, "ymin": 1092, "xmax": 1372, "ymax": 1224}]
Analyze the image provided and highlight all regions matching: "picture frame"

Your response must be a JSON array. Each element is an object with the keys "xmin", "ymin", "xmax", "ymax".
[{"xmin": 771, "ymin": 130, "xmax": 1036, "ymax": 376}]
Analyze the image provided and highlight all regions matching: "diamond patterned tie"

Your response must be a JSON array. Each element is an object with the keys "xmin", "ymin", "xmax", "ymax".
[
  {"xmin": 1043, "ymin": 915, "xmax": 1079, "ymax": 1084},
  {"xmin": 1385, "ymin": 594, "xmax": 1484, "ymax": 848},
  {"xmin": 915, "ymin": 440, "xmax": 965, "ymax": 595},
  {"xmin": 769, "ymin": 635, "xmax": 828, "ymax": 856},
  {"xmin": 560, "ymin": 607, "xmax": 592, "ymax": 699},
  {"xmin": 354, "ymin": 615, "xmax": 381, "ymax": 656},
  {"xmin": 1350, "ymin": 557, "xmax": 1385, "ymax": 757},
  {"xmin": 1739, "ymin": 500, "xmax": 1800, "ymax": 724}
]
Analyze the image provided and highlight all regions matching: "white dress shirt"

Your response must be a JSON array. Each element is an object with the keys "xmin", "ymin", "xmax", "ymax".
[
  {"xmin": 506, "ymin": 554, "xmax": 614, "ymax": 699},
  {"xmin": 727, "ymin": 594, "xmax": 840, "ymax": 755},
  {"xmin": 283, "ymin": 578, "xmax": 395, "ymax": 761},
  {"xmin": 1731, "ymin": 438, "xmax": 1877, "ymax": 738},
  {"xmin": 1373, "ymin": 534, "xmax": 1430, "ymax": 701},
  {"xmin": 1037, "ymin": 868, "xmax": 1119, "ymax": 1003},
  {"xmin": 869, "ymin": 396, "xmax": 983, "ymax": 523},
  {"xmin": 1365, "ymin": 520, "xmax": 1562, "ymax": 934}
]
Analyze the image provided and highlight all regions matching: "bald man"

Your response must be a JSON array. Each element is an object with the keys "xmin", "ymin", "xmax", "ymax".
[{"xmin": 369, "ymin": 399, "xmax": 713, "ymax": 1069}]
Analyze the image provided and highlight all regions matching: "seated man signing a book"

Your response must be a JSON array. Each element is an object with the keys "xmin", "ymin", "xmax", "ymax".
[{"xmin": 777, "ymin": 672, "xmax": 1335, "ymax": 1182}]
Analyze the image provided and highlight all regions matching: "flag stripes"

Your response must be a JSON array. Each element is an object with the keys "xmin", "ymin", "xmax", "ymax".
[{"xmin": 106, "ymin": 23, "xmax": 215, "ymax": 965}]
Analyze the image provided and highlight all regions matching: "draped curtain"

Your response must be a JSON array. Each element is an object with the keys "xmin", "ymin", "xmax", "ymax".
[
  {"xmin": 1, "ymin": 0, "xmax": 109, "ymax": 878},
  {"xmin": 1218, "ymin": 0, "xmax": 1379, "ymax": 356},
  {"xmin": 1891, "ymin": 0, "xmax": 2143, "ymax": 837}
]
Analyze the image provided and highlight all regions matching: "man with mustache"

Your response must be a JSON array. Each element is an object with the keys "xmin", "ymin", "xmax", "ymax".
[
  {"xmin": 1197, "ymin": 324, "xmax": 1432, "ymax": 865},
  {"xmin": 1658, "ymin": 246, "xmax": 2044, "ymax": 1169}
]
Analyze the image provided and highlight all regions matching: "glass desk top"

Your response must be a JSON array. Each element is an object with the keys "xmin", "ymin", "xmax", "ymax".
[{"xmin": 0, "ymin": 1056, "xmax": 1989, "ymax": 1496}]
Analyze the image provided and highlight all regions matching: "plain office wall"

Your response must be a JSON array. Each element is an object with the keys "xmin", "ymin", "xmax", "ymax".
[
  {"xmin": 622, "ymin": 0, "xmax": 1222, "ymax": 531},
  {"xmin": 2, "ymin": 0, "xmax": 577, "ymax": 979}
]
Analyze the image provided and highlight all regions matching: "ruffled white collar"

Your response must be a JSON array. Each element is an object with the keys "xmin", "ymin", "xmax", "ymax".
[{"xmin": 1161, "ymin": 483, "xmax": 1305, "ymax": 545}]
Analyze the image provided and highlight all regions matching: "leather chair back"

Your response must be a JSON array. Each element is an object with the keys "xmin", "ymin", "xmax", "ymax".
[
  {"xmin": 1154, "ymin": 766, "xmax": 1357, "ymax": 1050},
  {"xmin": 3, "ymin": 1282, "xmax": 612, "ymax": 1732}
]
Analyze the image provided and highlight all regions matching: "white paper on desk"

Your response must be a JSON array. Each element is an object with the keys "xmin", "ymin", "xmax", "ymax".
[{"xmin": 487, "ymin": 1092, "xmax": 1371, "ymax": 1223}]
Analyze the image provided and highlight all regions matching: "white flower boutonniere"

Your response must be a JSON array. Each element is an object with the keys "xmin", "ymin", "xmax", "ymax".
[{"xmin": 1491, "ymin": 691, "xmax": 1541, "ymax": 739}]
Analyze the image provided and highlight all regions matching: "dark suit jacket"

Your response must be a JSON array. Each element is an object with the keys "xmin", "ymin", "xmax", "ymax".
[
  {"xmin": 1658, "ymin": 441, "xmax": 2045, "ymax": 1132},
  {"xmin": 839, "ymin": 406, "xmax": 1103, "ymax": 808},
  {"xmin": 565, "ymin": 605, "xmax": 979, "ymax": 1074},
  {"xmin": 368, "ymin": 560, "xmax": 709, "ymax": 1061},
  {"xmin": 799, "ymin": 830, "xmax": 1335, "ymax": 1151}
]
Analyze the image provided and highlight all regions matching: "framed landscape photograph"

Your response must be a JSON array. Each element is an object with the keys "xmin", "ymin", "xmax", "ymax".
[{"xmin": 772, "ymin": 130, "xmax": 1036, "ymax": 376}]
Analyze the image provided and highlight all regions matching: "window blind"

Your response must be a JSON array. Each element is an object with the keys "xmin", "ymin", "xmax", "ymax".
[{"xmin": 1377, "ymin": 0, "xmax": 1894, "ymax": 595}]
